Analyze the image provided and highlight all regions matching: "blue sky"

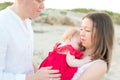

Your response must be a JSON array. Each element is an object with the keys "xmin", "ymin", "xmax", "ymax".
[{"xmin": 1, "ymin": 0, "xmax": 120, "ymax": 13}]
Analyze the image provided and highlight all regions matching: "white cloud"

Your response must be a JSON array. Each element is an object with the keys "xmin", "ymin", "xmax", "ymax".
[
  {"xmin": 1, "ymin": 0, "xmax": 120, "ymax": 13},
  {"xmin": 45, "ymin": 0, "xmax": 120, "ymax": 13},
  {"xmin": 0, "ymin": 0, "xmax": 14, "ymax": 3}
]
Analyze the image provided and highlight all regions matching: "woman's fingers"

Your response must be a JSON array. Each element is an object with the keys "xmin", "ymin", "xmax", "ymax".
[{"xmin": 39, "ymin": 66, "xmax": 61, "ymax": 79}]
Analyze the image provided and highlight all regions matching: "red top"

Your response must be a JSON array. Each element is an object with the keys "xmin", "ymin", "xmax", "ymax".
[{"xmin": 39, "ymin": 42, "xmax": 83, "ymax": 80}]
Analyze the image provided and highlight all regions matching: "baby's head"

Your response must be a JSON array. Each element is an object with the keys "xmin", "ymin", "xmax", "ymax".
[{"xmin": 62, "ymin": 28, "xmax": 81, "ymax": 49}]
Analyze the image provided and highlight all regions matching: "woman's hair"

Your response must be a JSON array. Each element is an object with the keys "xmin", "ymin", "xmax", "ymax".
[
  {"xmin": 82, "ymin": 12, "xmax": 114, "ymax": 71},
  {"xmin": 62, "ymin": 28, "xmax": 80, "ymax": 42}
]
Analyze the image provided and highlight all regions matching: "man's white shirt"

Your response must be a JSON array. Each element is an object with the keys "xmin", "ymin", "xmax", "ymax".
[{"xmin": 0, "ymin": 7, "xmax": 34, "ymax": 80}]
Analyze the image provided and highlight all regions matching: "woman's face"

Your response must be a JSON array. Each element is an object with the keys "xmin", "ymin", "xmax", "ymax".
[{"xmin": 80, "ymin": 18, "xmax": 95, "ymax": 50}]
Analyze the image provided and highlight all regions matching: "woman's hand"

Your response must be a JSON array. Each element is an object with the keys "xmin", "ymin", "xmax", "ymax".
[
  {"xmin": 38, "ymin": 66, "xmax": 61, "ymax": 80},
  {"xmin": 32, "ymin": 63, "xmax": 38, "ymax": 73},
  {"xmin": 26, "ymin": 66, "xmax": 61, "ymax": 80}
]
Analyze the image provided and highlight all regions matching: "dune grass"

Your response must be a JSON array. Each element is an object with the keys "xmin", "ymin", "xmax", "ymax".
[
  {"xmin": 0, "ymin": 2, "xmax": 120, "ymax": 25},
  {"xmin": 0, "ymin": 2, "xmax": 13, "ymax": 10},
  {"xmin": 70, "ymin": 8, "xmax": 120, "ymax": 25}
]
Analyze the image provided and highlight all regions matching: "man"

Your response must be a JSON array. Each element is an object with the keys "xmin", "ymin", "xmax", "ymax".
[{"xmin": 0, "ymin": 0, "xmax": 60, "ymax": 80}]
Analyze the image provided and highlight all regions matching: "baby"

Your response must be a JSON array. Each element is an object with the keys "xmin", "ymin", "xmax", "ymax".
[{"xmin": 39, "ymin": 28, "xmax": 91, "ymax": 80}]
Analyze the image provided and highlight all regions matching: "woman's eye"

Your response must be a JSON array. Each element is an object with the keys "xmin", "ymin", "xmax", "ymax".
[{"xmin": 86, "ymin": 30, "xmax": 91, "ymax": 32}]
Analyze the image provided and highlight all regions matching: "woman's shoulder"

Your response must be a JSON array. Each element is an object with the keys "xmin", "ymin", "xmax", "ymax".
[
  {"xmin": 72, "ymin": 59, "xmax": 107, "ymax": 80},
  {"xmin": 91, "ymin": 59, "xmax": 107, "ymax": 68},
  {"xmin": 88, "ymin": 59, "xmax": 107, "ymax": 74}
]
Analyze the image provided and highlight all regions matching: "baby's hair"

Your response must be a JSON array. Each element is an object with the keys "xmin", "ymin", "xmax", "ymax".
[{"xmin": 62, "ymin": 28, "xmax": 80, "ymax": 42}]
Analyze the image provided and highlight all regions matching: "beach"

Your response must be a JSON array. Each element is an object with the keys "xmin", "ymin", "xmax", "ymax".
[{"xmin": 32, "ymin": 23, "xmax": 120, "ymax": 80}]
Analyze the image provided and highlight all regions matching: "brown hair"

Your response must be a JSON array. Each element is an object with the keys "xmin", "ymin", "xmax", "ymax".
[{"xmin": 82, "ymin": 12, "xmax": 114, "ymax": 71}]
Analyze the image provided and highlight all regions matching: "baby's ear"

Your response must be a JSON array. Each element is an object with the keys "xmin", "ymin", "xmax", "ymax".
[{"xmin": 68, "ymin": 36, "xmax": 72, "ymax": 40}]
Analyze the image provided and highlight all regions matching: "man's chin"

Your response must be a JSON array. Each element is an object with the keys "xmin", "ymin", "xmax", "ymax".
[{"xmin": 30, "ymin": 15, "xmax": 40, "ymax": 19}]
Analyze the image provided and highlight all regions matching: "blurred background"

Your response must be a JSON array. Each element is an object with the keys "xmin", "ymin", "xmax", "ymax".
[{"xmin": 0, "ymin": 0, "xmax": 120, "ymax": 80}]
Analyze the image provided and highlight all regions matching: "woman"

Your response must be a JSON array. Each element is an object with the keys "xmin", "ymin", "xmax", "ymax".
[{"xmin": 72, "ymin": 12, "xmax": 114, "ymax": 80}]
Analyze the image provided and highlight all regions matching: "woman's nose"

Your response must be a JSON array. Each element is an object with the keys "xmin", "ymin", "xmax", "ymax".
[{"xmin": 80, "ymin": 30, "xmax": 85, "ymax": 37}]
